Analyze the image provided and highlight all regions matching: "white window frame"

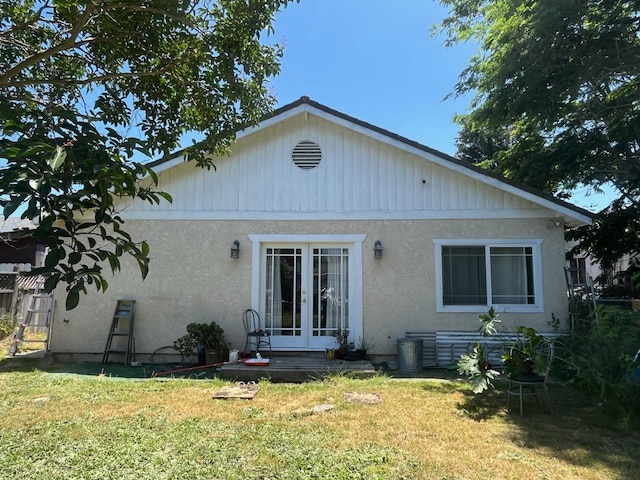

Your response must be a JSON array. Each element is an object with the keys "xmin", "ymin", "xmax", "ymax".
[{"xmin": 433, "ymin": 239, "xmax": 544, "ymax": 313}]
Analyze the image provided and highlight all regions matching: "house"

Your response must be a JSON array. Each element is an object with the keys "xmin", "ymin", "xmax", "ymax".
[
  {"xmin": 0, "ymin": 217, "xmax": 44, "ymax": 272},
  {"xmin": 48, "ymin": 97, "xmax": 593, "ymax": 362},
  {"xmin": 0, "ymin": 218, "xmax": 46, "ymax": 315}
]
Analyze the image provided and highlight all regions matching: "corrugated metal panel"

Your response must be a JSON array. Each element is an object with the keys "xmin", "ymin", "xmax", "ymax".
[{"xmin": 123, "ymin": 113, "xmax": 542, "ymax": 216}]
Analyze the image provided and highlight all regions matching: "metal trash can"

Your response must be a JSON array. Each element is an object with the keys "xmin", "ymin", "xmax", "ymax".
[{"xmin": 397, "ymin": 338, "xmax": 424, "ymax": 372}]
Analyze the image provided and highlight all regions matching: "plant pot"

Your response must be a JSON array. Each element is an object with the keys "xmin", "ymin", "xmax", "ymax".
[
  {"xmin": 355, "ymin": 349, "xmax": 367, "ymax": 360},
  {"xmin": 521, "ymin": 359, "xmax": 535, "ymax": 375},
  {"xmin": 345, "ymin": 351, "xmax": 358, "ymax": 361}
]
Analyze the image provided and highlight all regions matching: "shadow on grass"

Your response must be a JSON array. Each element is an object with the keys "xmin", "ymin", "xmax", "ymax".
[
  {"xmin": 454, "ymin": 383, "xmax": 507, "ymax": 421},
  {"xmin": 454, "ymin": 376, "xmax": 640, "ymax": 478}
]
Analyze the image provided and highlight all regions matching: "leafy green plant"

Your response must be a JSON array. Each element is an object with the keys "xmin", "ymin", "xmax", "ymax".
[
  {"xmin": 458, "ymin": 343, "xmax": 500, "ymax": 394},
  {"xmin": 0, "ymin": 314, "xmax": 18, "ymax": 341},
  {"xmin": 556, "ymin": 306, "xmax": 640, "ymax": 423},
  {"xmin": 458, "ymin": 308, "xmax": 553, "ymax": 392},
  {"xmin": 173, "ymin": 322, "xmax": 229, "ymax": 361},
  {"xmin": 356, "ymin": 336, "xmax": 375, "ymax": 351},
  {"xmin": 501, "ymin": 326, "xmax": 548, "ymax": 380},
  {"xmin": 457, "ymin": 307, "xmax": 501, "ymax": 393}
]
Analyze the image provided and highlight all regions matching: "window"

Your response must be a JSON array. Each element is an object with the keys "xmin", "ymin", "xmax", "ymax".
[
  {"xmin": 568, "ymin": 257, "xmax": 587, "ymax": 285},
  {"xmin": 434, "ymin": 239, "xmax": 543, "ymax": 312}
]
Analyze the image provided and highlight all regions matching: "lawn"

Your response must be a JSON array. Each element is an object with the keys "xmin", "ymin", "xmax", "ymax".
[{"xmin": 0, "ymin": 357, "xmax": 638, "ymax": 480}]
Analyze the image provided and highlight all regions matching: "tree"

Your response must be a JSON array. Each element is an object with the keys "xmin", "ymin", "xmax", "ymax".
[
  {"xmin": 454, "ymin": 116, "xmax": 511, "ymax": 172},
  {"xmin": 0, "ymin": 0, "xmax": 295, "ymax": 309},
  {"xmin": 438, "ymin": 0, "xmax": 640, "ymax": 270}
]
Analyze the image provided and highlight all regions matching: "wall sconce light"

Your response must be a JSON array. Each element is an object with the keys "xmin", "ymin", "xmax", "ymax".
[
  {"xmin": 230, "ymin": 240, "xmax": 240, "ymax": 258},
  {"xmin": 374, "ymin": 240, "xmax": 383, "ymax": 259}
]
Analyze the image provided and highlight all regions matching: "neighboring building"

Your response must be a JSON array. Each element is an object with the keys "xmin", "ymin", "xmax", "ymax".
[
  {"xmin": 566, "ymin": 238, "xmax": 638, "ymax": 297},
  {"xmin": 49, "ymin": 97, "xmax": 593, "ymax": 361},
  {"xmin": 0, "ymin": 218, "xmax": 43, "ymax": 272},
  {"xmin": 0, "ymin": 218, "xmax": 46, "ymax": 316}
]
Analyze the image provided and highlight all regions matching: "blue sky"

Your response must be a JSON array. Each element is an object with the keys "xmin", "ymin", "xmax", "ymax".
[{"xmin": 267, "ymin": 0, "xmax": 614, "ymax": 212}]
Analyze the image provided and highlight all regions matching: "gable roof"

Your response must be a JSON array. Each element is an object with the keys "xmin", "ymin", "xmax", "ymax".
[{"xmin": 149, "ymin": 96, "xmax": 593, "ymax": 228}]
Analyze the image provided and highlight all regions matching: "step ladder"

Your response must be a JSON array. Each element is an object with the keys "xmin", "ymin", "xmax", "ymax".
[
  {"xmin": 564, "ymin": 266, "xmax": 596, "ymax": 332},
  {"xmin": 102, "ymin": 300, "xmax": 136, "ymax": 365},
  {"xmin": 8, "ymin": 278, "xmax": 53, "ymax": 357}
]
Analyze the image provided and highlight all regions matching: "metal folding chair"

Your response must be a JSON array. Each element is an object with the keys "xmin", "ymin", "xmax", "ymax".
[{"xmin": 242, "ymin": 308, "xmax": 271, "ymax": 357}]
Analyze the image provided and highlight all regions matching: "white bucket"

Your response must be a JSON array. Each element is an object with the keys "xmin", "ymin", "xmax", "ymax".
[{"xmin": 229, "ymin": 349, "xmax": 239, "ymax": 363}]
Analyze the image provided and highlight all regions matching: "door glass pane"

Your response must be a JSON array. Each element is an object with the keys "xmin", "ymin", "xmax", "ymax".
[
  {"xmin": 312, "ymin": 248, "xmax": 349, "ymax": 337},
  {"xmin": 264, "ymin": 248, "xmax": 302, "ymax": 336}
]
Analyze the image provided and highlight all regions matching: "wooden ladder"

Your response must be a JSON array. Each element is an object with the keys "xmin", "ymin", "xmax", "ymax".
[
  {"xmin": 101, "ymin": 300, "xmax": 136, "ymax": 365},
  {"xmin": 8, "ymin": 279, "xmax": 53, "ymax": 357}
]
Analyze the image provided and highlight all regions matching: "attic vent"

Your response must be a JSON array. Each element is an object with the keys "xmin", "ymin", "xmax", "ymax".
[{"xmin": 292, "ymin": 141, "xmax": 321, "ymax": 169}]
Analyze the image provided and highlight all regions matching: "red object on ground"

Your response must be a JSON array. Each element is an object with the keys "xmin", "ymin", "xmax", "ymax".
[
  {"xmin": 153, "ymin": 363, "xmax": 224, "ymax": 376},
  {"xmin": 244, "ymin": 358, "xmax": 270, "ymax": 366}
]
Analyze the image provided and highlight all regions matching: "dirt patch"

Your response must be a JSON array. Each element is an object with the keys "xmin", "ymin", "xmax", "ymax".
[{"xmin": 343, "ymin": 391, "xmax": 382, "ymax": 404}]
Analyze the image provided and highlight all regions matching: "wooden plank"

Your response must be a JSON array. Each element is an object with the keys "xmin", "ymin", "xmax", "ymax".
[{"xmin": 213, "ymin": 384, "xmax": 260, "ymax": 399}]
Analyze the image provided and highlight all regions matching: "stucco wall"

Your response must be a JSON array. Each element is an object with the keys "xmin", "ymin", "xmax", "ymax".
[{"xmin": 50, "ymin": 218, "xmax": 568, "ymax": 357}]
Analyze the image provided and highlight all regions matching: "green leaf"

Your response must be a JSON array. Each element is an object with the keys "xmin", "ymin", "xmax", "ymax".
[
  {"xmin": 44, "ymin": 247, "xmax": 62, "ymax": 269},
  {"xmin": 65, "ymin": 290, "xmax": 80, "ymax": 311},
  {"xmin": 158, "ymin": 191, "xmax": 173, "ymax": 203},
  {"xmin": 3, "ymin": 195, "xmax": 26, "ymax": 218},
  {"xmin": 68, "ymin": 252, "xmax": 82, "ymax": 265},
  {"xmin": 47, "ymin": 146, "xmax": 67, "ymax": 171},
  {"xmin": 44, "ymin": 274, "xmax": 60, "ymax": 293}
]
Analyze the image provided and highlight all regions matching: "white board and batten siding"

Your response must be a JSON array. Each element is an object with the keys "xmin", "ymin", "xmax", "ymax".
[{"xmin": 120, "ymin": 112, "xmax": 554, "ymax": 221}]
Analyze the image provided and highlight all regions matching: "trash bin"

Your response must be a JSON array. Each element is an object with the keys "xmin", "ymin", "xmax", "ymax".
[{"xmin": 397, "ymin": 338, "xmax": 424, "ymax": 372}]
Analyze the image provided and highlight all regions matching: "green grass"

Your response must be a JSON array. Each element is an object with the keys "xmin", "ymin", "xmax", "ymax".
[{"xmin": 0, "ymin": 358, "xmax": 639, "ymax": 480}]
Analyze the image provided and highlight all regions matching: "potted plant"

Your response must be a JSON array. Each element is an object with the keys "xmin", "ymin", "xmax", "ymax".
[
  {"xmin": 355, "ymin": 336, "xmax": 374, "ymax": 360},
  {"xmin": 501, "ymin": 326, "xmax": 548, "ymax": 380},
  {"xmin": 334, "ymin": 328, "xmax": 349, "ymax": 359},
  {"xmin": 458, "ymin": 308, "xmax": 552, "ymax": 392},
  {"xmin": 173, "ymin": 321, "xmax": 229, "ymax": 364}
]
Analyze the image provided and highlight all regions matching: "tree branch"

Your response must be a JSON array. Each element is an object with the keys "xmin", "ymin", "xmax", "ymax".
[
  {"xmin": 0, "ymin": 1, "xmax": 102, "ymax": 87},
  {"xmin": 8, "ymin": 59, "xmax": 182, "ymax": 88},
  {"xmin": 101, "ymin": 3, "xmax": 201, "ymax": 30},
  {"xmin": 0, "ymin": 2, "xmax": 50, "ymax": 39}
]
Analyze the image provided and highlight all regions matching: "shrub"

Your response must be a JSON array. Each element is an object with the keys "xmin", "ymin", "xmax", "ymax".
[
  {"xmin": 0, "ymin": 314, "xmax": 18, "ymax": 341},
  {"xmin": 173, "ymin": 321, "xmax": 229, "ymax": 361},
  {"xmin": 556, "ymin": 306, "xmax": 640, "ymax": 424}
]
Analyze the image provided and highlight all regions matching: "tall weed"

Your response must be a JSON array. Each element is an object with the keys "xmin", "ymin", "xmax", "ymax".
[
  {"xmin": 557, "ymin": 306, "xmax": 640, "ymax": 424},
  {"xmin": 0, "ymin": 314, "xmax": 18, "ymax": 341}
]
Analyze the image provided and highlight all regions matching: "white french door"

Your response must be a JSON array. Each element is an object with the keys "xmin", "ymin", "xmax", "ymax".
[{"xmin": 257, "ymin": 241, "xmax": 357, "ymax": 350}]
